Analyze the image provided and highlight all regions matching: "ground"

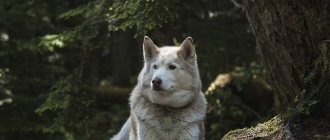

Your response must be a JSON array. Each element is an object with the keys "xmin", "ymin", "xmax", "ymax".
[{"xmin": 222, "ymin": 115, "xmax": 330, "ymax": 140}]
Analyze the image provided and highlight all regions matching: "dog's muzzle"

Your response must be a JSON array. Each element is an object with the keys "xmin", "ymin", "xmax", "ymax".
[{"xmin": 152, "ymin": 77, "xmax": 163, "ymax": 91}]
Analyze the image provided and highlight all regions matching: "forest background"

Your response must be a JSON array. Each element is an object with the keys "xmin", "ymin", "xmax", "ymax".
[{"xmin": 1, "ymin": 0, "xmax": 290, "ymax": 139}]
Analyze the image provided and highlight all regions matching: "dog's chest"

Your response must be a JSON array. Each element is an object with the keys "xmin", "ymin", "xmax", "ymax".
[
  {"xmin": 140, "ymin": 116, "xmax": 188, "ymax": 140},
  {"xmin": 162, "ymin": 116, "xmax": 173, "ymax": 131},
  {"xmin": 157, "ymin": 107, "xmax": 181, "ymax": 131},
  {"xmin": 148, "ymin": 108, "xmax": 186, "ymax": 130},
  {"xmin": 131, "ymin": 95, "xmax": 205, "ymax": 140},
  {"xmin": 139, "ymin": 117, "xmax": 200, "ymax": 140},
  {"xmin": 136, "ymin": 107, "xmax": 194, "ymax": 140}
]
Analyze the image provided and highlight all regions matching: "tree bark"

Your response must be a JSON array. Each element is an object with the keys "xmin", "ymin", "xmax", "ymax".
[
  {"xmin": 244, "ymin": 0, "xmax": 330, "ymax": 113},
  {"xmin": 223, "ymin": 1, "xmax": 330, "ymax": 139}
]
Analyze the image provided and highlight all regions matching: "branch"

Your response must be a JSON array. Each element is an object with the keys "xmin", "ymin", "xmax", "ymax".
[{"xmin": 84, "ymin": 86, "xmax": 131, "ymax": 103}]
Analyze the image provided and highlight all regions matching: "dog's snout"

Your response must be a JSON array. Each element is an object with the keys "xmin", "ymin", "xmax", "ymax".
[{"xmin": 152, "ymin": 77, "xmax": 162, "ymax": 86}]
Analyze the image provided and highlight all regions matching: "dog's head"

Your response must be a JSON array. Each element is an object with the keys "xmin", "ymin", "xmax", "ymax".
[{"xmin": 140, "ymin": 36, "xmax": 201, "ymax": 108}]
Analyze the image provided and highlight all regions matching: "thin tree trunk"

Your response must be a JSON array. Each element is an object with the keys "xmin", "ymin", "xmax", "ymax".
[{"xmin": 111, "ymin": 31, "xmax": 131, "ymax": 87}]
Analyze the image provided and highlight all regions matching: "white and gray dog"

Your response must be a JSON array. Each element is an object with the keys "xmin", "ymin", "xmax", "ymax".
[{"xmin": 111, "ymin": 36, "xmax": 207, "ymax": 140}]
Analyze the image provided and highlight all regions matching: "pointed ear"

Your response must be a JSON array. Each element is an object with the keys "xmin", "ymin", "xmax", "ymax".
[
  {"xmin": 143, "ymin": 36, "xmax": 159, "ymax": 61},
  {"xmin": 179, "ymin": 37, "xmax": 195, "ymax": 60}
]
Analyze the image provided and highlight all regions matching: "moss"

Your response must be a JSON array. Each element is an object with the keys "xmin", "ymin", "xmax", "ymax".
[
  {"xmin": 320, "ymin": 41, "xmax": 330, "ymax": 74},
  {"xmin": 222, "ymin": 116, "xmax": 283, "ymax": 140}
]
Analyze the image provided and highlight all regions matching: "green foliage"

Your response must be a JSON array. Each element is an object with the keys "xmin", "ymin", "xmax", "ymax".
[
  {"xmin": 286, "ymin": 42, "xmax": 330, "ymax": 117},
  {"xmin": 0, "ymin": 0, "xmax": 264, "ymax": 139},
  {"xmin": 287, "ymin": 89, "xmax": 319, "ymax": 117},
  {"xmin": 108, "ymin": 0, "xmax": 179, "ymax": 34},
  {"xmin": 34, "ymin": 69, "xmax": 98, "ymax": 139},
  {"xmin": 0, "ymin": 0, "xmax": 113, "ymax": 139},
  {"xmin": 205, "ymin": 63, "xmax": 273, "ymax": 139},
  {"xmin": 36, "ymin": 71, "xmax": 83, "ymax": 114},
  {"xmin": 0, "ymin": 68, "xmax": 12, "ymax": 106}
]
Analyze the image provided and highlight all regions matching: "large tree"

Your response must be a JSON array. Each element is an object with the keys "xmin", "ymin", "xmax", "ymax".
[{"xmin": 223, "ymin": 0, "xmax": 330, "ymax": 139}]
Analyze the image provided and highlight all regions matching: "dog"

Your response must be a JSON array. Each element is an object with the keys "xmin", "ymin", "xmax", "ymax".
[{"xmin": 111, "ymin": 36, "xmax": 207, "ymax": 140}]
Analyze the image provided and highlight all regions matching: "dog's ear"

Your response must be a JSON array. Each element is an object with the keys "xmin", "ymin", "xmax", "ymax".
[
  {"xmin": 143, "ymin": 36, "xmax": 159, "ymax": 61},
  {"xmin": 179, "ymin": 37, "xmax": 195, "ymax": 60}
]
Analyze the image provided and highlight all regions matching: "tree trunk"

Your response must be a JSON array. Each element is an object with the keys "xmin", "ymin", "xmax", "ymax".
[
  {"xmin": 111, "ymin": 31, "xmax": 132, "ymax": 87},
  {"xmin": 223, "ymin": 0, "xmax": 330, "ymax": 139},
  {"xmin": 245, "ymin": 0, "xmax": 330, "ymax": 113}
]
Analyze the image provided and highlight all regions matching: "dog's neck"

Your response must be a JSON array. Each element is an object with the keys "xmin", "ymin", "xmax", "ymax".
[
  {"xmin": 143, "ymin": 91, "xmax": 196, "ymax": 112},
  {"xmin": 156, "ymin": 98, "xmax": 195, "ymax": 113}
]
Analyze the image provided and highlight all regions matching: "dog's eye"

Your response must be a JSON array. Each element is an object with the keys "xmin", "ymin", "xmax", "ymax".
[
  {"xmin": 153, "ymin": 65, "xmax": 158, "ymax": 69},
  {"xmin": 168, "ymin": 65, "xmax": 176, "ymax": 70}
]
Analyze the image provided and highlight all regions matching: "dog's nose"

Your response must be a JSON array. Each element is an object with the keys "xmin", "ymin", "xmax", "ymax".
[{"xmin": 152, "ymin": 77, "xmax": 162, "ymax": 86}]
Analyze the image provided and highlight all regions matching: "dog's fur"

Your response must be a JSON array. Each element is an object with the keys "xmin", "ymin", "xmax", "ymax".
[{"xmin": 111, "ymin": 36, "xmax": 207, "ymax": 140}]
